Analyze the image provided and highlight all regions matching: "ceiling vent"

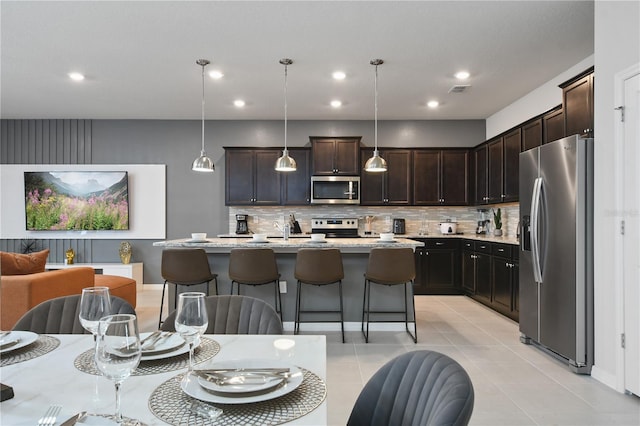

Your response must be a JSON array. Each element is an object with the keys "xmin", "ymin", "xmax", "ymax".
[{"xmin": 448, "ymin": 84, "xmax": 471, "ymax": 93}]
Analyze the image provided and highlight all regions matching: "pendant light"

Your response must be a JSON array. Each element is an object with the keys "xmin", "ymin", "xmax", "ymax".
[
  {"xmin": 275, "ymin": 58, "xmax": 297, "ymax": 172},
  {"xmin": 192, "ymin": 59, "xmax": 215, "ymax": 172},
  {"xmin": 364, "ymin": 59, "xmax": 387, "ymax": 173}
]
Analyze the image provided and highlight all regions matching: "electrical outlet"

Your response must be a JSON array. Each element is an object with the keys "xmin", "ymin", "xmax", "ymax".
[{"xmin": 279, "ymin": 280, "xmax": 287, "ymax": 293}]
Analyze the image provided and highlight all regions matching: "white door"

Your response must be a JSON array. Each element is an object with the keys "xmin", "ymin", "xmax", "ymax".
[{"xmin": 622, "ymin": 71, "xmax": 640, "ymax": 396}]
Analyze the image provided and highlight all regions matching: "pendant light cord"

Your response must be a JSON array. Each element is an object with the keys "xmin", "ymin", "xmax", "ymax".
[
  {"xmin": 284, "ymin": 62, "xmax": 288, "ymax": 151},
  {"xmin": 201, "ymin": 62, "xmax": 206, "ymax": 153},
  {"xmin": 374, "ymin": 63, "xmax": 378, "ymax": 153}
]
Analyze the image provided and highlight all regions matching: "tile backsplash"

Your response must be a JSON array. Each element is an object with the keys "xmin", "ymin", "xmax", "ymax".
[{"xmin": 229, "ymin": 203, "xmax": 519, "ymax": 238}]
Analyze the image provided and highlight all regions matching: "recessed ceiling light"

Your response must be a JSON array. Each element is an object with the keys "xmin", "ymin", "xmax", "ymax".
[
  {"xmin": 455, "ymin": 71, "xmax": 470, "ymax": 80},
  {"xmin": 234, "ymin": 99, "xmax": 245, "ymax": 107},
  {"xmin": 330, "ymin": 100, "xmax": 342, "ymax": 108},
  {"xmin": 332, "ymin": 71, "xmax": 346, "ymax": 80},
  {"xmin": 68, "ymin": 72, "xmax": 85, "ymax": 81},
  {"xmin": 209, "ymin": 70, "xmax": 224, "ymax": 79},
  {"xmin": 427, "ymin": 100, "xmax": 439, "ymax": 108}
]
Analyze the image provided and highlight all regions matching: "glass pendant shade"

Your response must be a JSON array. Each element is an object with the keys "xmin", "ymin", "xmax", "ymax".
[
  {"xmin": 365, "ymin": 59, "xmax": 387, "ymax": 173},
  {"xmin": 275, "ymin": 58, "xmax": 296, "ymax": 172},
  {"xmin": 192, "ymin": 59, "xmax": 215, "ymax": 173}
]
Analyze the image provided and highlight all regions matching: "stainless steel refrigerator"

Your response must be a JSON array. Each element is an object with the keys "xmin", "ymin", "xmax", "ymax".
[{"xmin": 519, "ymin": 134, "xmax": 594, "ymax": 374}]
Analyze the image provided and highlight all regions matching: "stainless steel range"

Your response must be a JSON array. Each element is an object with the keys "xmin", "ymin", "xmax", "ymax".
[{"xmin": 311, "ymin": 218, "xmax": 360, "ymax": 238}]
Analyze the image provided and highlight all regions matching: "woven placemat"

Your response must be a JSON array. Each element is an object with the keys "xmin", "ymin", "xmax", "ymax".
[
  {"xmin": 74, "ymin": 337, "xmax": 220, "ymax": 376},
  {"xmin": 148, "ymin": 369, "xmax": 326, "ymax": 426},
  {"xmin": 0, "ymin": 335, "xmax": 60, "ymax": 367}
]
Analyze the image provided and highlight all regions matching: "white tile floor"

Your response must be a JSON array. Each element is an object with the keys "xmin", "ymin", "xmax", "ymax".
[{"xmin": 136, "ymin": 288, "xmax": 640, "ymax": 426}]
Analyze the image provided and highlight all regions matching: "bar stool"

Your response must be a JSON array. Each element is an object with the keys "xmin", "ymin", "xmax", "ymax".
[
  {"xmin": 362, "ymin": 247, "xmax": 417, "ymax": 343},
  {"xmin": 159, "ymin": 249, "xmax": 218, "ymax": 328},
  {"xmin": 294, "ymin": 248, "xmax": 345, "ymax": 343},
  {"xmin": 229, "ymin": 248, "xmax": 282, "ymax": 318}
]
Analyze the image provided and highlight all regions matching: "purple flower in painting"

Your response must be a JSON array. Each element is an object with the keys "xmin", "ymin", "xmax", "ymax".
[{"xmin": 44, "ymin": 188, "xmax": 52, "ymax": 196}]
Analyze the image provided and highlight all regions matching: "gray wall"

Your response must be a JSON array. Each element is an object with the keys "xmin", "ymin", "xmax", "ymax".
[{"xmin": 2, "ymin": 118, "xmax": 484, "ymax": 283}]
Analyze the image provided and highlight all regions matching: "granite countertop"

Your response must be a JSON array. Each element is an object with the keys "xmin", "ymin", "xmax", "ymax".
[
  {"xmin": 217, "ymin": 233, "xmax": 520, "ymax": 246},
  {"xmin": 153, "ymin": 237, "xmax": 424, "ymax": 253}
]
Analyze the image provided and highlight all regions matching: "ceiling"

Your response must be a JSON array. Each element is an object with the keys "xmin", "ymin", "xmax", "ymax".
[{"xmin": 0, "ymin": 1, "xmax": 594, "ymax": 121}]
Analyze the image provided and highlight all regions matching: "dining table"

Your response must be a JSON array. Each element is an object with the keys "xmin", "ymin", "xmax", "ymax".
[{"xmin": 0, "ymin": 333, "xmax": 327, "ymax": 425}]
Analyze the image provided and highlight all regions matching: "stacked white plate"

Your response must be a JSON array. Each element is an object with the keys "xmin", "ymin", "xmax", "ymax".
[
  {"xmin": 0, "ymin": 331, "xmax": 38, "ymax": 354},
  {"xmin": 140, "ymin": 332, "xmax": 188, "ymax": 360},
  {"xmin": 182, "ymin": 359, "xmax": 304, "ymax": 404}
]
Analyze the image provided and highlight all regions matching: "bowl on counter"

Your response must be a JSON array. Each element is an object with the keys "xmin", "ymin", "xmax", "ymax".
[
  {"xmin": 379, "ymin": 233, "xmax": 395, "ymax": 241},
  {"xmin": 310, "ymin": 233, "xmax": 326, "ymax": 242},
  {"xmin": 191, "ymin": 233, "xmax": 207, "ymax": 241},
  {"xmin": 252, "ymin": 233, "xmax": 268, "ymax": 242}
]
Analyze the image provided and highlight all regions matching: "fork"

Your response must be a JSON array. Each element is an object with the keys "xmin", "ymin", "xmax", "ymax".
[{"xmin": 38, "ymin": 405, "xmax": 62, "ymax": 426}]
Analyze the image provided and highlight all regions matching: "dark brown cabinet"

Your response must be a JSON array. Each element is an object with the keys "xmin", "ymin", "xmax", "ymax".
[
  {"xmin": 225, "ymin": 148, "xmax": 310, "ymax": 206},
  {"xmin": 561, "ymin": 68, "xmax": 594, "ymax": 138},
  {"xmin": 360, "ymin": 149, "xmax": 412, "ymax": 205},
  {"xmin": 473, "ymin": 145, "xmax": 488, "ymax": 205},
  {"xmin": 502, "ymin": 128, "xmax": 521, "ymax": 202},
  {"xmin": 226, "ymin": 149, "xmax": 281, "ymax": 205},
  {"xmin": 414, "ymin": 149, "xmax": 469, "ymax": 206},
  {"xmin": 522, "ymin": 118, "xmax": 542, "ymax": 151},
  {"xmin": 282, "ymin": 148, "xmax": 311, "ymax": 205},
  {"xmin": 311, "ymin": 137, "xmax": 360, "ymax": 175},
  {"xmin": 472, "ymin": 242, "xmax": 492, "ymax": 304},
  {"xmin": 413, "ymin": 239, "xmax": 461, "ymax": 295},
  {"xmin": 491, "ymin": 243, "xmax": 519, "ymax": 321},
  {"xmin": 543, "ymin": 106, "xmax": 564, "ymax": 144},
  {"xmin": 487, "ymin": 137, "xmax": 503, "ymax": 203}
]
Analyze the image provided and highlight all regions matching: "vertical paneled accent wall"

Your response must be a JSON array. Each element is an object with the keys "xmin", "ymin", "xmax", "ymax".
[{"xmin": 0, "ymin": 119, "xmax": 93, "ymax": 260}]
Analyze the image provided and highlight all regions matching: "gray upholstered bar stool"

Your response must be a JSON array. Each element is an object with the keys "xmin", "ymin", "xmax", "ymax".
[
  {"xmin": 362, "ymin": 247, "xmax": 417, "ymax": 343},
  {"xmin": 294, "ymin": 248, "xmax": 345, "ymax": 343},
  {"xmin": 159, "ymin": 249, "xmax": 218, "ymax": 328},
  {"xmin": 228, "ymin": 248, "xmax": 282, "ymax": 318}
]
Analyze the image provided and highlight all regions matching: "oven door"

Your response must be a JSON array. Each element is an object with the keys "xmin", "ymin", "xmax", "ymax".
[{"xmin": 310, "ymin": 176, "xmax": 360, "ymax": 204}]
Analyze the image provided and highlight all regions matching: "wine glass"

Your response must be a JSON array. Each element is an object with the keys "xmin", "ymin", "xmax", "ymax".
[
  {"xmin": 175, "ymin": 292, "xmax": 208, "ymax": 373},
  {"xmin": 95, "ymin": 314, "xmax": 141, "ymax": 425},
  {"xmin": 80, "ymin": 286, "xmax": 112, "ymax": 344},
  {"xmin": 79, "ymin": 287, "xmax": 112, "ymax": 405}
]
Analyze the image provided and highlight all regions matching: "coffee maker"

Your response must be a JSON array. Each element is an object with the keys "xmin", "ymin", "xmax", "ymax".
[{"xmin": 235, "ymin": 214, "xmax": 249, "ymax": 234}]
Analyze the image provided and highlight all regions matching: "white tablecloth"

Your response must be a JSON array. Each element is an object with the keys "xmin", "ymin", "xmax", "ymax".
[{"xmin": 0, "ymin": 334, "xmax": 327, "ymax": 425}]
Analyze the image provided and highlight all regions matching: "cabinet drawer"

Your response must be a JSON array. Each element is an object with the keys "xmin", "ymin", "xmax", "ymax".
[
  {"xmin": 492, "ymin": 243, "xmax": 512, "ymax": 258},
  {"xmin": 474, "ymin": 241, "xmax": 492, "ymax": 253},
  {"xmin": 461, "ymin": 240, "xmax": 474, "ymax": 251},
  {"xmin": 425, "ymin": 239, "xmax": 459, "ymax": 250}
]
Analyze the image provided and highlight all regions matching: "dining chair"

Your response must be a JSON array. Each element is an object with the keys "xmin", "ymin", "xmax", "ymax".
[
  {"xmin": 160, "ymin": 295, "xmax": 283, "ymax": 335},
  {"xmin": 159, "ymin": 248, "xmax": 218, "ymax": 328},
  {"xmin": 362, "ymin": 247, "xmax": 417, "ymax": 343},
  {"xmin": 12, "ymin": 294, "xmax": 135, "ymax": 334},
  {"xmin": 347, "ymin": 350, "xmax": 475, "ymax": 426},
  {"xmin": 228, "ymin": 248, "xmax": 282, "ymax": 318}
]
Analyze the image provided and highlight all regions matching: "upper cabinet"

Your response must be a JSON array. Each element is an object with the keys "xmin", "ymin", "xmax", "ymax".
[
  {"xmin": 311, "ymin": 137, "xmax": 361, "ymax": 175},
  {"xmin": 225, "ymin": 147, "xmax": 310, "ymax": 206},
  {"xmin": 522, "ymin": 118, "xmax": 542, "ymax": 151},
  {"xmin": 414, "ymin": 149, "xmax": 469, "ymax": 206},
  {"xmin": 542, "ymin": 106, "xmax": 564, "ymax": 144},
  {"xmin": 360, "ymin": 149, "xmax": 412, "ymax": 205},
  {"xmin": 473, "ymin": 145, "xmax": 488, "ymax": 205},
  {"xmin": 502, "ymin": 128, "xmax": 521, "ymax": 202},
  {"xmin": 560, "ymin": 68, "xmax": 594, "ymax": 138}
]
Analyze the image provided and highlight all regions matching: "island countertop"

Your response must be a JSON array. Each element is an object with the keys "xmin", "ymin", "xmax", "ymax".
[{"xmin": 153, "ymin": 237, "xmax": 424, "ymax": 253}]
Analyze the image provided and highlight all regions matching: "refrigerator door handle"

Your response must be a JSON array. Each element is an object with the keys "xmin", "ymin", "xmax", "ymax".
[{"xmin": 530, "ymin": 177, "xmax": 543, "ymax": 283}]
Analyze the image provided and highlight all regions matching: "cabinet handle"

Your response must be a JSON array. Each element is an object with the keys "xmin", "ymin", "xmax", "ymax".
[
  {"xmin": 498, "ymin": 248, "xmax": 504, "ymax": 252},
  {"xmin": 436, "ymin": 242, "xmax": 444, "ymax": 246},
  {"xmin": 480, "ymin": 245, "xmax": 486, "ymax": 249}
]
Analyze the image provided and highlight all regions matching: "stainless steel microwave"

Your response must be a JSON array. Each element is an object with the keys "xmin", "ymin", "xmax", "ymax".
[{"xmin": 310, "ymin": 176, "xmax": 360, "ymax": 204}]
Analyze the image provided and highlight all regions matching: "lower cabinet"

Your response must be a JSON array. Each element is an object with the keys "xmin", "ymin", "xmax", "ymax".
[
  {"xmin": 462, "ymin": 239, "xmax": 519, "ymax": 321},
  {"xmin": 413, "ymin": 239, "xmax": 461, "ymax": 295}
]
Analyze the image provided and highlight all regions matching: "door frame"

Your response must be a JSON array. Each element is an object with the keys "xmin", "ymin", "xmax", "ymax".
[{"xmin": 613, "ymin": 62, "xmax": 640, "ymax": 394}]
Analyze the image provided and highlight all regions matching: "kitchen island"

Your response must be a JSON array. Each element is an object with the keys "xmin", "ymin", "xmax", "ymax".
[{"xmin": 153, "ymin": 237, "xmax": 424, "ymax": 329}]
